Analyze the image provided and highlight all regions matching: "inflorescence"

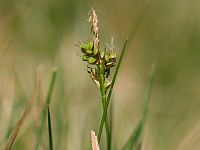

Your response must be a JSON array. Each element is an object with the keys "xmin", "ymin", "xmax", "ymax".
[{"xmin": 78, "ymin": 8, "xmax": 117, "ymax": 93}]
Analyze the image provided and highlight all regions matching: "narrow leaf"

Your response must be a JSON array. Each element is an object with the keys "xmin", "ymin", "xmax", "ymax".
[
  {"xmin": 46, "ymin": 67, "xmax": 58, "ymax": 105},
  {"xmin": 5, "ymin": 69, "xmax": 40, "ymax": 150},
  {"xmin": 129, "ymin": 1, "xmax": 151, "ymax": 42},
  {"xmin": 47, "ymin": 105, "xmax": 53, "ymax": 150},
  {"xmin": 97, "ymin": 54, "xmax": 111, "ymax": 149},
  {"xmin": 122, "ymin": 64, "xmax": 156, "ymax": 150},
  {"xmin": 35, "ymin": 67, "xmax": 57, "ymax": 150},
  {"xmin": 98, "ymin": 39, "xmax": 128, "ymax": 141}
]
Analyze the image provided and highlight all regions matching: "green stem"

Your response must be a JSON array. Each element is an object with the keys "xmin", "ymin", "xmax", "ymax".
[
  {"xmin": 47, "ymin": 105, "xmax": 53, "ymax": 150},
  {"xmin": 97, "ymin": 60, "xmax": 111, "ymax": 150},
  {"xmin": 35, "ymin": 68, "xmax": 57, "ymax": 150},
  {"xmin": 98, "ymin": 39, "xmax": 128, "ymax": 147}
]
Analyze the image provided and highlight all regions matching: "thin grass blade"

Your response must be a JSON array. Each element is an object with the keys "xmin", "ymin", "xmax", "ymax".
[
  {"xmin": 35, "ymin": 67, "xmax": 57, "ymax": 150},
  {"xmin": 98, "ymin": 39, "xmax": 128, "ymax": 142},
  {"xmin": 122, "ymin": 118, "xmax": 144, "ymax": 150},
  {"xmin": 108, "ymin": 39, "xmax": 128, "ymax": 107},
  {"xmin": 47, "ymin": 105, "xmax": 53, "ymax": 150},
  {"xmin": 122, "ymin": 64, "xmax": 156, "ymax": 150},
  {"xmin": 97, "ymin": 53, "xmax": 111, "ymax": 149},
  {"xmin": 129, "ymin": 1, "xmax": 151, "ymax": 43},
  {"xmin": 46, "ymin": 67, "xmax": 58, "ymax": 105}
]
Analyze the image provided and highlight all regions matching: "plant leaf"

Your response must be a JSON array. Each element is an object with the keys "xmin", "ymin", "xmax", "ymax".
[
  {"xmin": 129, "ymin": 1, "xmax": 151, "ymax": 42},
  {"xmin": 5, "ymin": 68, "xmax": 41, "ymax": 150},
  {"xmin": 35, "ymin": 67, "xmax": 57, "ymax": 150},
  {"xmin": 122, "ymin": 64, "xmax": 156, "ymax": 150},
  {"xmin": 47, "ymin": 105, "xmax": 53, "ymax": 150},
  {"xmin": 98, "ymin": 39, "xmax": 128, "ymax": 142}
]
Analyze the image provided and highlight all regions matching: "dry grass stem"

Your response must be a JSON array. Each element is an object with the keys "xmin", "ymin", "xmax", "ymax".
[
  {"xmin": 91, "ymin": 130, "xmax": 100, "ymax": 150},
  {"xmin": 5, "ymin": 68, "xmax": 41, "ymax": 150}
]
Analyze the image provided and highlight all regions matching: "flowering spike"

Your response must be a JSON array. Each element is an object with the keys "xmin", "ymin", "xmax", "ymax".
[{"xmin": 78, "ymin": 8, "xmax": 118, "ymax": 93}]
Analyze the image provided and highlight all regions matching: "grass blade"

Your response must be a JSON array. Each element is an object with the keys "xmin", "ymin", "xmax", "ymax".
[
  {"xmin": 46, "ymin": 67, "xmax": 58, "ymax": 105},
  {"xmin": 35, "ymin": 67, "xmax": 57, "ymax": 150},
  {"xmin": 98, "ymin": 39, "xmax": 128, "ymax": 142},
  {"xmin": 129, "ymin": 1, "xmax": 151, "ymax": 43},
  {"xmin": 107, "ymin": 39, "xmax": 128, "ymax": 110},
  {"xmin": 97, "ymin": 55, "xmax": 111, "ymax": 149},
  {"xmin": 5, "ymin": 69, "xmax": 40, "ymax": 150},
  {"xmin": 122, "ymin": 118, "xmax": 144, "ymax": 150},
  {"xmin": 122, "ymin": 64, "xmax": 156, "ymax": 150},
  {"xmin": 47, "ymin": 105, "xmax": 53, "ymax": 150}
]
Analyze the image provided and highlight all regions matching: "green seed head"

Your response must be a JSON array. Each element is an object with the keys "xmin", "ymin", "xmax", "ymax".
[
  {"xmin": 104, "ymin": 79, "xmax": 112, "ymax": 91},
  {"xmin": 85, "ymin": 49, "xmax": 93, "ymax": 55},
  {"xmin": 82, "ymin": 54, "xmax": 88, "ymax": 61},
  {"xmin": 100, "ymin": 51, "xmax": 105, "ymax": 59},
  {"xmin": 87, "ymin": 57, "xmax": 97, "ymax": 64},
  {"xmin": 93, "ymin": 48, "xmax": 99, "ymax": 56},
  {"xmin": 87, "ymin": 41, "xmax": 93, "ymax": 50},
  {"xmin": 105, "ymin": 54, "xmax": 109, "ymax": 63},
  {"xmin": 80, "ymin": 41, "xmax": 93, "ymax": 53},
  {"xmin": 109, "ymin": 51, "xmax": 117, "ymax": 59}
]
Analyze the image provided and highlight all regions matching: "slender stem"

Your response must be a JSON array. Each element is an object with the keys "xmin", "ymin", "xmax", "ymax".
[
  {"xmin": 97, "ymin": 60, "xmax": 111, "ymax": 150},
  {"xmin": 35, "ymin": 68, "xmax": 57, "ymax": 150},
  {"xmin": 122, "ymin": 64, "xmax": 155, "ymax": 150},
  {"xmin": 47, "ymin": 105, "xmax": 53, "ymax": 150},
  {"xmin": 98, "ymin": 39, "xmax": 128, "ymax": 146}
]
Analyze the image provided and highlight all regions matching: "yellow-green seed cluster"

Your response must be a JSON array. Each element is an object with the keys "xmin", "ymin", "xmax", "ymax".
[
  {"xmin": 79, "ymin": 41, "xmax": 117, "ymax": 92},
  {"xmin": 80, "ymin": 41, "xmax": 99, "ymax": 64}
]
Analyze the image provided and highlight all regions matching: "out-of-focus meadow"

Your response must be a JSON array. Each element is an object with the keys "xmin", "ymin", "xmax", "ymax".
[{"xmin": 0, "ymin": 0, "xmax": 200, "ymax": 149}]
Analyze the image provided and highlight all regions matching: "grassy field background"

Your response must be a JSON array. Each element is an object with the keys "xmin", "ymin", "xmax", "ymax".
[{"xmin": 0, "ymin": 0, "xmax": 200, "ymax": 149}]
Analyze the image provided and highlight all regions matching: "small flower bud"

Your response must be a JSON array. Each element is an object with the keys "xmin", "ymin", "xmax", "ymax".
[
  {"xmin": 87, "ymin": 57, "xmax": 97, "ymax": 64},
  {"xmin": 109, "ymin": 51, "xmax": 117, "ymax": 59},
  {"xmin": 82, "ymin": 54, "xmax": 88, "ymax": 61},
  {"xmin": 104, "ymin": 79, "xmax": 112, "ymax": 91},
  {"xmin": 80, "ymin": 42, "xmax": 93, "ymax": 53},
  {"xmin": 100, "ymin": 51, "xmax": 105, "ymax": 59},
  {"xmin": 85, "ymin": 49, "xmax": 93, "ymax": 55},
  {"xmin": 93, "ymin": 48, "xmax": 99, "ymax": 56},
  {"xmin": 105, "ymin": 54, "xmax": 109, "ymax": 63}
]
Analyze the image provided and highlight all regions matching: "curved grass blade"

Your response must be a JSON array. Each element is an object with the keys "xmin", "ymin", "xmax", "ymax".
[
  {"xmin": 97, "ymin": 39, "xmax": 128, "ymax": 142},
  {"xmin": 122, "ymin": 118, "xmax": 144, "ymax": 150},
  {"xmin": 5, "ymin": 68, "xmax": 41, "ymax": 150},
  {"xmin": 35, "ymin": 67, "xmax": 57, "ymax": 150},
  {"xmin": 97, "ymin": 2, "xmax": 151, "ymax": 144},
  {"xmin": 122, "ymin": 64, "xmax": 156, "ymax": 150},
  {"xmin": 47, "ymin": 105, "xmax": 53, "ymax": 150}
]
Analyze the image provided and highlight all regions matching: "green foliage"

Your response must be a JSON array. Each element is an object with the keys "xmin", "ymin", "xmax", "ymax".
[
  {"xmin": 78, "ymin": 8, "xmax": 121, "ymax": 150},
  {"xmin": 35, "ymin": 68, "xmax": 57, "ymax": 150},
  {"xmin": 122, "ymin": 64, "xmax": 155, "ymax": 150},
  {"xmin": 97, "ymin": 39, "xmax": 128, "ymax": 144},
  {"xmin": 3, "ymin": 2, "xmax": 198, "ymax": 149}
]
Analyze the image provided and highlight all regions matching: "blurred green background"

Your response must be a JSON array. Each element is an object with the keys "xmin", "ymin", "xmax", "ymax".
[{"xmin": 0, "ymin": 0, "xmax": 200, "ymax": 149}]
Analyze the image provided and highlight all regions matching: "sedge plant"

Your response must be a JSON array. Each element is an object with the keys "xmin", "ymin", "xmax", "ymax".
[
  {"xmin": 79, "ymin": 8, "xmax": 155, "ymax": 150},
  {"xmin": 78, "ymin": 8, "xmax": 127, "ymax": 150}
]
